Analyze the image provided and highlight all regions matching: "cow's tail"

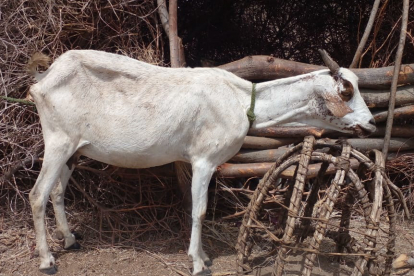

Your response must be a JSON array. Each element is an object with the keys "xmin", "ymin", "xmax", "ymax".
[{"xmin": 27, "ymin": 52, "xmax": 50, "ymax": 77}]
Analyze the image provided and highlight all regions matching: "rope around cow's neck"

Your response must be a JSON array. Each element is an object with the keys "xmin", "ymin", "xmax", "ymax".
[{"xmin": 247, "ymin": 82, "xmax": 257, "ymax": 127}]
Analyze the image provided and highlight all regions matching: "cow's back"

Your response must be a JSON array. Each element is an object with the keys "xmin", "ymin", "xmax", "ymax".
[{"xmin": 30, "ymin": 50, "xmax": 251, "ymax": 168}]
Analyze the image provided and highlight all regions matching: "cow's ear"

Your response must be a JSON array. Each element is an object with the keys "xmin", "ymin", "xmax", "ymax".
[{"xmin": 323, "ymin": 93, "xmax": 353, "ymax": 118}]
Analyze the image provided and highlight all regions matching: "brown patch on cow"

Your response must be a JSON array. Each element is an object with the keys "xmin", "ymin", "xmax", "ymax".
[{"xmin": 323, "ymin": 93, "xmax": 353, "ymax": 118}]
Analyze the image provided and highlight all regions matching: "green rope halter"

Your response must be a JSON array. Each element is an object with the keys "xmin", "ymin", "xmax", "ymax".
[{"xmin": 246, "ymin": 83, "xmax": 257, "ymax": 127}]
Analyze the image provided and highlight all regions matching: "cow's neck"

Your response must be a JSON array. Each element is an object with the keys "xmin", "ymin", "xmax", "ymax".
[{"xmin": 248, "ymin": 74, "xmax": 318, "ymax": 129}]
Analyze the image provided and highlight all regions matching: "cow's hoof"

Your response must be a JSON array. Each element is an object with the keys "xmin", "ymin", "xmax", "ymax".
[
  {"xmin": 65, "ymin": 241, "xmax": 81, "ymax": 250},
  {"xmin": 195, "ymin": 268, "xmax": 212, "ymax": 276},
  {"xmin": 40, "ymin": 265, "xmax": 57, "ymax": 275},
  {"xmin": 72, "ymin": 231, "xmax": 83, "ymax": 240},
  {"xmin": 204, "ymin": 259, "xmax": 212, "ymax": 267}
]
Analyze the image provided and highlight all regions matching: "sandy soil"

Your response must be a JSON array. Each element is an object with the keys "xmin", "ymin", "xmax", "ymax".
[{"xmin": 1, "ymin": 210, "xmax": 414, "ymax": 276}]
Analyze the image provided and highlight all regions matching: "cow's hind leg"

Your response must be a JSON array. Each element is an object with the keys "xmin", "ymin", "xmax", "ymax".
[
  {"xmin": 50, "ymin": 154, "xmax": 80, "ymax": 250},
  {"xmin": 29, "ymin": 138, "xmax": 77, "ymax": 274},
  {"xmin": 188, "ymin": 160, "xmax": 215, "ymax": 275}
]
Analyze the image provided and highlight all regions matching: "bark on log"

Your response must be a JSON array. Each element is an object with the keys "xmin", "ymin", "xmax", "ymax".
[
  {"xmin": 218, "ymin": 55, "xmax": 414, "ymax": 89},
  {"xmin": 242, "ymin": 136, "xmax": 300, "ymax": 149},
  {"xmin": 373, "ymin": 105, "xmax": 414, "ymax": 123},
  {"xmin": 217, "ymin": 159, "xmax": 359, "ymax": 178},
  {"xmin": 362, "ymin": 89, "xmax": 414, "ymax": 108}
]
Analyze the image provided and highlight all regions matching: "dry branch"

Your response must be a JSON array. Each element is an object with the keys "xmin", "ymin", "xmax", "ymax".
[{"xmin": 219, "ymin": 55, "xmax": 414, "ymax": 89}]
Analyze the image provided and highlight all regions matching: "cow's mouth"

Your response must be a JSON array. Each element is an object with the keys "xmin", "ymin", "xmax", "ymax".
[{"xmin": 354, "ymin": 123, "xmax": 376, "ymax": 138}]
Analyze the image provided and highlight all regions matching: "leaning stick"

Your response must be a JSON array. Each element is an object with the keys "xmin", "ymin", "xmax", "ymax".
[{"xmin": 382, "ymin": 0, "xmax": 410, "ymax": 159}]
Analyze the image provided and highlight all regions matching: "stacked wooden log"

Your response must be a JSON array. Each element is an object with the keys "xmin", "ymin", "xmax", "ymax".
[{"xmin": 216, "ymin": 56, "xmax": 414, "ymax": 178}]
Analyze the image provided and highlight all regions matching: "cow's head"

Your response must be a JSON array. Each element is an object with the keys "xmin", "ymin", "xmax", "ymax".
[{"xmin": 304, "ymin": 50, "xmax": 376, "ymax": 137}]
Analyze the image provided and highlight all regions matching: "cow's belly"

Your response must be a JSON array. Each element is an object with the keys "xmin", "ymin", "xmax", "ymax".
[{"xmin": 78, "ymin": 142, "xmax": 185, "ymax": 169}]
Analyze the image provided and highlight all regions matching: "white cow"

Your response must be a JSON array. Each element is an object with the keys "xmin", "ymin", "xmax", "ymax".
[{"xmin": 27, "ymin": 49, "xmax": 375, "ymax": 275}]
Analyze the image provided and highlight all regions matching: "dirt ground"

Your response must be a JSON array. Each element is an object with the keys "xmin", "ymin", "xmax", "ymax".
[{"xmin": 1, "ymin": 209, "xmax": 414, "ymax": 276}]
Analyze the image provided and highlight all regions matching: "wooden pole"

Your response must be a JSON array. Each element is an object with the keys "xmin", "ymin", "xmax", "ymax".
[
  {"xmin": 168, "ymin": 0, "xmax": 180, "ymax": 68},
  {"xmin": 382, "ymin": 0, "xmax": 409, "ymax": 160}
]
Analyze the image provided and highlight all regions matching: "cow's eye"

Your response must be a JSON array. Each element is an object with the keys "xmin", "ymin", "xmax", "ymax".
[{"xmin": 340, "ymin": 80, "xmax": 354, "ymax": 101}]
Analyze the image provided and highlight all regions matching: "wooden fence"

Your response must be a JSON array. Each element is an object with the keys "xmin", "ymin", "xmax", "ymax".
[{"xmin": 216, "ymin": 56, "xmax": 414, "ymax": 178}]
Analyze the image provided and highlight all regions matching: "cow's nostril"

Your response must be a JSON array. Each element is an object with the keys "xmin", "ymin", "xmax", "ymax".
[{"xmin": 369, "ymin": 118, "xmax": 376, "ymax": 125}]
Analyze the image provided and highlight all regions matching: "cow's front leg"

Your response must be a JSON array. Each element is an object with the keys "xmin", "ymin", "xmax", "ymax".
[{"xmin": 188, "ymin": 160, "xmax": 215, "ymax": 275}]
